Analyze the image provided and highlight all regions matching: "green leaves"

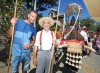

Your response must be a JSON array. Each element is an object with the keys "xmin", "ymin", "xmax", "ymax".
[
  {"xmin": 80, "ymin": 17, "xmax": 96, "ymax": 31},
  {"xmin": 0, "ymin": 0, "xmax": 59, "ymax": 34},
  {"xmin": 24, "ymin": 0, "xmax": 58, "ymax": 11}
]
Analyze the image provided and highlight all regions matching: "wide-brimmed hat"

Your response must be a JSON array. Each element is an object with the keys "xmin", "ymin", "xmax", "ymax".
[
  {"xmin": 82, "ymin": 26, "xmax": 87, "ymax": 29},
  {"xmin": 82, "ymin": 26, "xmax": 87, "ymax": 30},
  {"xmin": 39, "ymin": 17, "xmax": 54, "ymax": 27}
]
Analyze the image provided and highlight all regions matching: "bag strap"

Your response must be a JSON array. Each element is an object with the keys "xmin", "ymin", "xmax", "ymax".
[{"xmin": 40, "ymin": 31, "xmax": 54, "ymax": 45}]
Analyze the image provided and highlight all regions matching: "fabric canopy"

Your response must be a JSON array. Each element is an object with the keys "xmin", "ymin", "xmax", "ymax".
[
  {"xmin": 83, "ymin": 0, "xmax": 100, "ymax": 22},
  {"xmin": 64, "ymin": 3, "xmax": 82, "ymax": 17},
  {"xmin": 92, "ymin": 17, "xmax": 100, "ymax": 22}
]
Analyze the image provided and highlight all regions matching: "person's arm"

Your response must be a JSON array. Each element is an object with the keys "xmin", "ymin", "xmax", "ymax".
[
  {"xmin": 29, "ymin": 36, "xmax": 36, "ymax": 48},
  {"xmin": 32, "ymin": 31, "xmax": 40, "ymax": 66},
  {"xmin": 29, "ymin": 36, "xmax": 36, "ymax": 47},
  {"xmin": 23, "ymin": 36, "xmax": 36, "ymax": 49},
  {"xmin": 7, "ymin": 18, "xmax": 17, "ymax": 38},
  {"xmin": 7, "ymin": 25, "xmax": 14, "ymax": 38},
  {"xmin": 33, "ymin": 45, "xmax": 38, "ymax": 66}
]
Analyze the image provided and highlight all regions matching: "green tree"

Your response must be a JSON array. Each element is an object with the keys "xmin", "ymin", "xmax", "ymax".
[
  {"xmin": 0, "ymin": 0, "xmax": 15, "ymax": 34},
  {"xmin": 50, "ymin": 23, "xmax": 61, "ymax": 31},
  {"xmin": 0, "ymin": 0, "xmax": 58, "ymax": 34},
  {"xmin": 95, "ymin": 22, "xmax": 100, "ymax": 31},
  {"xmin": 80, "ymin": 17, "xmax": 96, "ymax": 31},
  {"xmin": 24, "ymin": 0, "xmax": 58, "ymax": 11},
  {"xmin": 36, "ymin": 14, "xmax": 43, "ymax": 32}
]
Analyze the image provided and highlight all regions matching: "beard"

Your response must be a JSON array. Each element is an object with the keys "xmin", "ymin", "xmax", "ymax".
[{"xmin": 29, "ymin": 19, "xmax": 34, "ymax": 24}]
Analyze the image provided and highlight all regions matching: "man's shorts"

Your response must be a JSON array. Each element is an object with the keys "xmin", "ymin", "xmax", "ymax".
[{"xmin": 10, "ymin": 54, "xmax": 30, "ymax": 73}]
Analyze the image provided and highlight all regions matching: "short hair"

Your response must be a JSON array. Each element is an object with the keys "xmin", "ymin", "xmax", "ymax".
[{"xmin": 28, "ymin": 10, "xmax": 38, "ymax": 15}]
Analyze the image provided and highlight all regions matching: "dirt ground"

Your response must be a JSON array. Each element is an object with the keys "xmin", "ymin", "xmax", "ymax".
[
  {"xmin": 0, "ymin": 34, "xmax": 10, "ymax": 73},
  {"xmin": 0, "ymin": 53, "xmax": 100, "ymax": 73},
  {"xmin": 0, "ymin": 34, "xmax": 100, "ymax": 73}
]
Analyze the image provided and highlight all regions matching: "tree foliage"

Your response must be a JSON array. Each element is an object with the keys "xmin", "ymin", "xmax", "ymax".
[
  {"xmin": 0, "ymin": 0, "xmax": 14, "ymax": 34},
  {"xmin": 0, "ymin": 0, "xmax": 58, "ymax": 34},
  {"xmin": 95, "ymin": 22, "xmax": 100, "ymax": 31},
  {"xmin": 50, "ymin": 23, "xmax": 61, "ymax": 31},
  {"xmin": 36, "ymin": 13, "xmax": 43, "ymax": 32},
  {"xmin": 24, "ymin": 0, "xmax": 58, "ymax": 11},
  {"xmin": 80, "ymin": 17, "xmax": 96, "ymax": 31}
]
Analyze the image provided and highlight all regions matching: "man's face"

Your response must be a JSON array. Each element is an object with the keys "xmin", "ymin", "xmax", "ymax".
[
  {"xmin": 28, "ymin": 12, "xmax": 37, "ymax": 24},
  {"xmin": 42, "ymin": 20, "xmax": 50, "ymax": 30},
  {"xmin": 98, "ymin": 31, "xmax": 100, "ymax": 37},
  {"xmin": 82, "ymin": 28, "xmax": 87, "ymax": 32}
]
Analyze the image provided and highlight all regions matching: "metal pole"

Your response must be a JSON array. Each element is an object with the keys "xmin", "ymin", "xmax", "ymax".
[
  {"xmin": 62, "ymin": 12, "xmax": 66, "ymax": 34},
  {"xmin": 34, "ymin": 0, "xmax": 37, "ymax": 27},
  {"xmin": 57, "ymin": 0, "xmax": 61, "ymax": 15}
]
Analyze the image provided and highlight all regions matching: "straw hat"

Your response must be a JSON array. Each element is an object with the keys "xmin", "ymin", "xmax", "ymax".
[
  {"xmin": 39, "ymin": 17, "xmax": 54, "ymax": 27},
  {"xmin": 82, "ymin": 26, "xmax": 87, "ymax": 29}
]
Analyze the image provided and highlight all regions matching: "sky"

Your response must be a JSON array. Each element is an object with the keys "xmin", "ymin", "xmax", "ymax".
[{"xmin": 38, "ymin": 0, "xmax": 90, "ymax": 19}]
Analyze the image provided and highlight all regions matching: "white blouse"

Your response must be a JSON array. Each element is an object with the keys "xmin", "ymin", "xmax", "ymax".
[{"xmin": 80, "ymin": 30, "xmax": 88, "ymax": 43}]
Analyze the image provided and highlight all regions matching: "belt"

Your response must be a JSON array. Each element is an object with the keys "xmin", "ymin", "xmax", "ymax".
[
  {"xmin": 38, "ymin": 44, "xmax": 52, "ymax": 51},
  {"xmin": 39, "ymin": 49, "xmax": 52, "ymax": 51}
]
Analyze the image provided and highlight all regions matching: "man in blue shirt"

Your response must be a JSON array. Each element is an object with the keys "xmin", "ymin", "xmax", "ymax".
[{"xmin": 7, "ymin": 10, "xmax": 37, "ymax": 73}]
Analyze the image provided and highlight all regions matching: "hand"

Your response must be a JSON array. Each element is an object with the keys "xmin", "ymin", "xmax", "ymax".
[
  {"xmin": 23, "ymin": 43, "xmax": 30, "ymax": 49},
  {"xmin": 11, "ymin": 18, "xmax": 17, "ymax": 26},
  {"xmin": 55, "ymin": 43, "xmax": 58, "ymax": 47},
  {"xmin": 33, "ymin": 57, "xmax": 38, "ymax": 66}
]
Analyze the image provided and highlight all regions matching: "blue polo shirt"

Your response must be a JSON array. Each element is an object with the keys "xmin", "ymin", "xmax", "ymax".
[{"xmin": 12, "ymin": 19, "xmax": 36, "ymax": 56}]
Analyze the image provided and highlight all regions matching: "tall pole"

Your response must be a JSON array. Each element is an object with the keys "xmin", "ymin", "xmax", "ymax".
[
  {"xmin": 48, "ymin": 0, "xmax": 61, "ymax": 73},
  {"xmin": 55, "ymin": 0, "xmax": 61, "ymax": 34},
  {"xmin": 34, "ymin": 0, "xmax": 37, "ymax": 27},
  {"xmin": 57, "ymin": 0, "xmax": 61, "ymax": 15},
  {"xmin": 62, "ymin": 12, "xmax": 66, "ymax": 34},
  {"xmin": 55, "ymin": 0, "xmax": 61, "ymax": 32},
  {"xmin": 7, "ymin": 0, "xmax": 17, "ymax": 73}
]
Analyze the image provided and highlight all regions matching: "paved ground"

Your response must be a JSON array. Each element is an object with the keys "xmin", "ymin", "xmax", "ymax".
[
  {"xmin": 1, "ymin": 34, "xmax": 100, "ymax": 73},
  {"xmin": 18, "ymin": 52, "xmax": 100, "ymax": 73},
  {"xmin": 0, "ymin": 52, "xmax": 100, "ymax": 73},
  {"xmin": 77, "ymin": 52, "xmax": 100, "ymax": 73}
]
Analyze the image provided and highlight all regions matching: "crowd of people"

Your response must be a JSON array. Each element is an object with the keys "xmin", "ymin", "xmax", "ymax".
[{"xmin": 6, "ymin": 10, "xmax": 100, "ymax": 73}]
